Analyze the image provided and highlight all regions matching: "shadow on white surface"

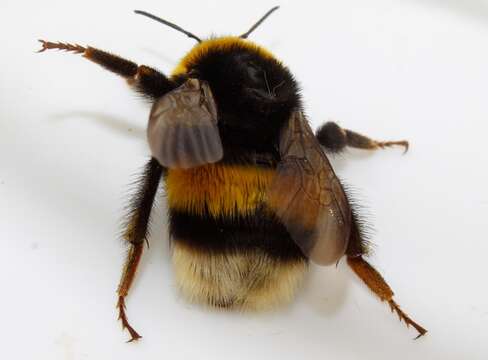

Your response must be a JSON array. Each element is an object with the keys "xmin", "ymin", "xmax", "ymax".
[
  {"xmin": 300, "ymin": 263, "xmax": 350, "ymax": 317},
  {"xmin": 49, "ymin": 111, "xmax": 146, "ymax": 141}
]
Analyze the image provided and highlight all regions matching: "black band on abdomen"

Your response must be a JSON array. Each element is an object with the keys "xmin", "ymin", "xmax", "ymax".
[{"xmin": 168, "ymin": 208, "xmax": 306, "ymax": 262}]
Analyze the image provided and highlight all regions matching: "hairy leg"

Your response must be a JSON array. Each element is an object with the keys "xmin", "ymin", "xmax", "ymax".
[
  {"xmin": 38, "ymin": 40, "xmax": 174, "ymax": 100},
  {"xmin": 347, "ymin": 255, "xmax": 427, "ymax": 338},
  {"xmin": 316, "ymin": 121, "xmax": 409, "ymax": 154},
  {"xmin": 116, "ymin": 158, "xmax": 164, "ymax": 342}
]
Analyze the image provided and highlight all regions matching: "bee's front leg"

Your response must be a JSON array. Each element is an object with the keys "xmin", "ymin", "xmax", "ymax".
[{"xmin": 37, "ymin": 40, "xmax": 175, "ymax": 100}]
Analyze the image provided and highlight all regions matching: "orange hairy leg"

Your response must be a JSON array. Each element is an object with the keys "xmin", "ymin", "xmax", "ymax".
[
  {"xmin": 347, "ymin": 256, "xmax": 427, "ymax": 338},
  {"xmin": 113, "ymin": 158, "xmax": 163, "ymax": 342},
  {"xmin": 38, "ymin": 38, "xmax": 172, "ymax": 340}
]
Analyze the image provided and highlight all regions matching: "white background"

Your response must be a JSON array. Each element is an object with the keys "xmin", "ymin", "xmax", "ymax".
[{"xmin": 1, "ymin": 0, "xmax": 487, "ymax": 359}]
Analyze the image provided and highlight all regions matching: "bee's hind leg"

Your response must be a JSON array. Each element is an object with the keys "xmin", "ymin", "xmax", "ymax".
[
  {"xmin": 346, "ymin": 255, "xmax": 427, "ymax": 338},
  {"xmin": 315, "ymin": 121, "xmax": 409, "ymax": 154}
]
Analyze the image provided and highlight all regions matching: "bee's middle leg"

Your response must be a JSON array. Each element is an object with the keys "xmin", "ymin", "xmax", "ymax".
[{"xmin": 117, "ymin": 157, "xmax": 164, "ymax": 342}]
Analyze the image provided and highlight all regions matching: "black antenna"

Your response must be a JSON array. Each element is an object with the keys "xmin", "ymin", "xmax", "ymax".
[
  {"xmin": 134, "ymin": 10, "xmax": 202, "ymax": 43},
  {"xmin": 240, "ymin": 6, "xmax": 280, "ymax": 39}
]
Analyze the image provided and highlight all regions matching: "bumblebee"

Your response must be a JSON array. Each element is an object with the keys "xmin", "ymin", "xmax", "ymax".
[{"xmin": 38, "ymin": 6, "xmax": 426, "ymax": 341}]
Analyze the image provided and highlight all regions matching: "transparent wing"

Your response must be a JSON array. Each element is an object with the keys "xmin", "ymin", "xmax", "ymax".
[
  {"xmin": 267, "ymin": 111, "xmax": 352, "ymax": 265},
  {"xmin": 147, "ymin": 78, "xmax": 223, "ymax": 169}
]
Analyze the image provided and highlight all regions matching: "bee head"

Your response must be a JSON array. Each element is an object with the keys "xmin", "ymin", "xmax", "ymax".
[
  {"xmin": 137, "ymin": 7, "xmax": 301, "ymax": 148},
  {"xmin": 177, "ymin": 37, "xmax": 299, "ymax": 113}
]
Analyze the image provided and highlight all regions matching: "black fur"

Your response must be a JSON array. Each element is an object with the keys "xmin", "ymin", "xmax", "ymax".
[
  {"xmin": 346, "ymin": 209, "xmax": 372, "ymax": 257},
  {"xmin": 122, "ymin": 157, "xmax": 164, "ymax": 245},
  {"xmin": 316, "ymin": 121, "xmax": 347, "ymax": 153},
  {"xmin": 135, "ymin": 65, "xmax": 176, "ymax": 100},
  {"xmin": 86, "ymin": 47, "xmax": 175, "ymax": 100},
  {"xmin": 87, "ymin": 47, "xmax": 139, "ymax": 77},
  {"xmin": 166, "ymin": 42, "xmax": 369, "ymax": 262},
  {"xmin": 341, "ymin": 183, "xmax": 373, "ymax": 257},
  {"xmin": 166, "ymin": 44, "xmax": 309, "ymax": 261},
  {"xmin": 169, "ymin": 208, "xmax": 307, "ymax": 261},
  {"xmin": 171, "ymin": 44, "xmax": 301, "ymax": 164}
]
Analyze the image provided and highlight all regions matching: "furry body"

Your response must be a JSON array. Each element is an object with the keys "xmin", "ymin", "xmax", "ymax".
[
  {"xmin": 166, "ymin": 38, "xmax": 308, "ymax": 308},
  {"xmin": 166, "ymin": 163, "xmax": 308, "ymax": 309},
  {"xmin": 39, "ymin": 21, "xmax": 426, "ymax": 339}
]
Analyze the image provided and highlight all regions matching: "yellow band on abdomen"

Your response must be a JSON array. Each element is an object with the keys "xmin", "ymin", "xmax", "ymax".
[{"xmin": 165, "ymin": 164, "xmax": 275, "ymax": 218}]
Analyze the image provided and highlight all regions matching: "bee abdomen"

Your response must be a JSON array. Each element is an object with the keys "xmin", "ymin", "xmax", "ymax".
[
  {"xmin": 171, "ymin": 242, "xmax": 308, "ymax": 311},
  {"xmin": 165, "ymin": 163, "xmax": 275, "ymax": 218},
  {"xmin": 165, "ymin": 163, "xmax": 308, "ymax": 309}
]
